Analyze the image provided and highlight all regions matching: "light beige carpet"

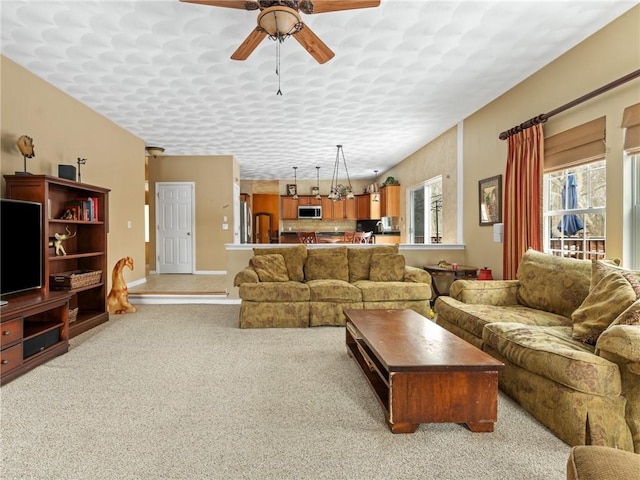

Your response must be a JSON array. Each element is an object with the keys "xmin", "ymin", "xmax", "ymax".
[{"xmin": 0, "ymin": 304, "xmax": 571, "ymax": 479}]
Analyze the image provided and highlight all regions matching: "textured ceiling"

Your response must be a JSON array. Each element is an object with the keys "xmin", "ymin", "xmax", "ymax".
[{"xmin": 1, "ymin": 0, "xmax": 636, "ymax": 180}]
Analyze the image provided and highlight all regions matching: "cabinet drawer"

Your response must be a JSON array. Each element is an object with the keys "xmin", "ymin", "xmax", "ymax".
[
  {"xmin": 1, "ymin": 319, "xmax": 23, "ymax": 347},
  {"xmin": 1, "ymin": 343, "xmax": 23, "ymax": 375}
]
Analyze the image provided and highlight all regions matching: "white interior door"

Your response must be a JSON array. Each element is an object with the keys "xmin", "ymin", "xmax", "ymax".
[{"xmin": 156, "ymin": 182, "xmax": 194, "ymax": 273}]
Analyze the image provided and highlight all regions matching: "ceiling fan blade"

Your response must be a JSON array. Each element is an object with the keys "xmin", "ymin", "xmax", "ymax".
[
  {"xmin": 300, "ymin": 0, "xmax": 380, "ymax": 14},
  {"xmin": 231, "ymin": 27, "xmax": 267, "ymax": 60},
  {"xmin": 293, "ymin": 23, "xmax": 335, "ymax": 64},
  {"xmin": 179, "ymin": 0, "xmax": 259, "ymax": 11}
]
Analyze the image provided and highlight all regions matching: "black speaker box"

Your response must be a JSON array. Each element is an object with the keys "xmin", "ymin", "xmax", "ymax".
[
  {"xmin": 58, "ymin": 164, "xmax": 76, "ymax": 181},
  {"xmin": 23, "ymin": 329, "xmax": 61, "ymax": 358}
]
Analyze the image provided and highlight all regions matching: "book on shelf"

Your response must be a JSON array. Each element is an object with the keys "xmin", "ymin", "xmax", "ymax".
[{"xmin": 62, "ymin": 197, "xmax": 98, "ymax": 221}]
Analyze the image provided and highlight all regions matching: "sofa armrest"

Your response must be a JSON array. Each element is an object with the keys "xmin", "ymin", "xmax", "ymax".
[
  {"xmin": 403, "ymin": 266, "xmax": 431, "ymax": 284},
  {"xmin": 596, "ymin": 325, "xmax": 640, "ymax": 364},
  {"xmin": 233, "ymin": 267, "xmax": 259, "ymax": 287},
  {"xmin": 449, "ymin": 279, "xmax": 521, "ymax": 306}
]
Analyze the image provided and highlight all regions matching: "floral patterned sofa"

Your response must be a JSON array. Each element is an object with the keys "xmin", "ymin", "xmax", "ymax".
[
  {"xmin": 233, "ymin": 244, "xmax": 432, "ymax": 328},
  {"xmin": 435, "ymin": 249, "xmax": 640, "ymax": 453}
]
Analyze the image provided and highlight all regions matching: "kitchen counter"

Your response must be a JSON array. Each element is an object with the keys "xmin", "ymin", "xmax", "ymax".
[
  {"xmin": 280, "ymin": 231, "xmax": 401, "ymax": 244},
  {"xmin": 280, "ymin": 231, "xmax": 401, "ymax": 236}
]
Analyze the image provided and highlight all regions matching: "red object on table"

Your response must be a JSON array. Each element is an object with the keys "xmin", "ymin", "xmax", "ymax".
[{"xmin": 478, "ymin": 268, "xmax": 493, "ymax": 280}]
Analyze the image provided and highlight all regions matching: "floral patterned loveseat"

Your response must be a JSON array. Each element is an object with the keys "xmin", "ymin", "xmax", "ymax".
[
  {"xmin": 233, "ymin": 244, "xmax": 432, "ymax": 328},
  {"xmin": 435, "ymin": 249, "xmax": 640, "ymax": 453}
]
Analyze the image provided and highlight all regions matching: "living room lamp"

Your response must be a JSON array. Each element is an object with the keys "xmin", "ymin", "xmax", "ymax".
[{"xmin": 328, "ymin": 145, "xmax": 354, "ymax": 201}]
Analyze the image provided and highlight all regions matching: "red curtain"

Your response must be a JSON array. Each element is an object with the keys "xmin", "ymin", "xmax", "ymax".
[{"xmin": 503, "ymin": 124, "xmax": 544, "ymax": 279}]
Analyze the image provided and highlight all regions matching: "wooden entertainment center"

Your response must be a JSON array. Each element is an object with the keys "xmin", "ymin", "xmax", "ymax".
[{"xmin": 1, "ymin": 175, "xmax": 110, "ymax": 385}]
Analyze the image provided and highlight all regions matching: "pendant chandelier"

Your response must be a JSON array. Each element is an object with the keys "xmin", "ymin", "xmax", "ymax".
[
  {"xmin": 292, "ymin": 166, "xmax": 298, "ymax": 200},
  {"xmin": 372, "ymin": 170, "xmax": 380, "ymax": 202},
  {"xmin": 315, "ymin": 166, "xmax": 322, "ymax": 200},
  {"xmin": 328, "ymin": 145, "xmax": 354, "ymax": 201}
]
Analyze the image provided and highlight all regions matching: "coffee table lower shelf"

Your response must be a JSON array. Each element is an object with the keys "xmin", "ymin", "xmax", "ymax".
[{"xmin": 345, "ymin": 309, "xmax": 503, "ymax": 434}]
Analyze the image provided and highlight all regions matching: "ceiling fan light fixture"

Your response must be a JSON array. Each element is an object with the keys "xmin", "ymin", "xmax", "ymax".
[{"xmin": 258, "ymin": 6, "xmax": 301, "ymax": 39}]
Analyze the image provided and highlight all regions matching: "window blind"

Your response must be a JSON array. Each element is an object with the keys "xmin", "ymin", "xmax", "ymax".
[
  {"xmin": 622, "ymin": 102, "xmax": 640, "ymax": 154},
  {"xmin": 544, "ymin": 116, "xmax": 606, "ymax": 172}
]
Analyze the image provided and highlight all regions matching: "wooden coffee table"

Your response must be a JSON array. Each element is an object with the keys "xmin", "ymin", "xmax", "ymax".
[{"xmin": 344, "ymin": 309, "xmax": 504, "ymax": 434}]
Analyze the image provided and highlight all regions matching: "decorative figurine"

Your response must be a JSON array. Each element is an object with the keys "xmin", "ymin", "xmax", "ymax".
[
  {"xmin": 48, "ymin": 227, "xmax": 76, "ymax": 256},
  {"xmin": 16, "ymin": 135, "xmax": 35, "ymax": 175},
  {"xmin": 107, "ymin": 256, "xmax": 137, "ymax": 314}
]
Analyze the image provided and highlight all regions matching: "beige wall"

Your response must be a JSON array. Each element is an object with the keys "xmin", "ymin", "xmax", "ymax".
[
  {"xmin": 381, "ymin": 127, "xmax": 459, "ymax": 244},
  {"xmin": 462, "ymin": 6, "xmax": 640, "ymax": 278},
  {"xmin": 0, "ymin": 55, "xmax": 146, "ymax": 289},
  {"xmin": 148, "ymin": 155, "xmax": 236, "ymax": 272}
]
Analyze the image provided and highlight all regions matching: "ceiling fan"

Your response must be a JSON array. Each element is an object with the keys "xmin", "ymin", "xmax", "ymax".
[{"xmin": 180, "ymin": 0, "xmax": 381, "ymax": 64}]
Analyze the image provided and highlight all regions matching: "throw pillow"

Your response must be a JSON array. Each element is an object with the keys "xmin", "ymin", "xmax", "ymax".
[
  {"xmin": 253, "ymin": 245, "xmax": 307, "ymax": 282},
  {"xmin": 369, "ymin": 253, "xmax": 405, "ymax": 282},
  {"xmin": 609, "ymin": 299, "xmax": 640, "ymax": 327},
  {"xmin": 304, "ymin": 252, "xmax": 349, "ymax": 282},
  {"xmin": 516, "ymin": 248, "xmax": 591, "ymax": 319},
  {"xmin": 251, "ymin": 254, "xmax": 289, "ymax": 282},
  {"xmin": 347, "ymin": 245, "xmax": 399, "ymax": 282},
  {"xmin": 571, "ymin": 270, "xmax": 639, "ymax": 345}
]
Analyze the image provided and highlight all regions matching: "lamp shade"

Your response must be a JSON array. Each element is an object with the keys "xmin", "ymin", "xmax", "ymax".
[{"xmin": 258, "ymin": 6, "xmax": 301, "ymax": 37}]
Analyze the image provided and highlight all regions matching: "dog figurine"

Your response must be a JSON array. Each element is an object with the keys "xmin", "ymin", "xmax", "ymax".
[{"xmin": 107, "ymin": 256, "xmax": 137, "ymax": 314}]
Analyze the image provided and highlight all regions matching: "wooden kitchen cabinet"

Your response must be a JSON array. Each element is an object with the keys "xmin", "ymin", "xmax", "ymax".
[
  {"xmin": 380, "ymin": 184, "xmax": 400, "ymax": 217},
  {"xmin": 281, "ymin": 196, "xmax": 298, "ymax": 220},
  {"xmin": 357, "ymin": 194, "xmax": 381, "ymax": 220},
  {"xmin": 333, "ymin": 198, "xmax": 357, "ymax": 220},
  {"xmin": 298, "ymin": 196, "xmax": 321, "ymax": 206}
]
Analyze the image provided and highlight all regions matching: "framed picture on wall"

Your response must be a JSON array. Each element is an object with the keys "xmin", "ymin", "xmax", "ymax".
[
  {"xmin": 479, "ymin": 175, "xmax": 502, "ymax": 226},
  {"xmin": 286, "ymin": 184, "xmax": 297, "ymax": 196}
]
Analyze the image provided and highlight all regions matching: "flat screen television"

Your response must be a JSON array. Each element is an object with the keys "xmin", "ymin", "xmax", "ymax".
[{"xmin": 1, "ymin": 198, "xmax": 43, "ymax": 303}]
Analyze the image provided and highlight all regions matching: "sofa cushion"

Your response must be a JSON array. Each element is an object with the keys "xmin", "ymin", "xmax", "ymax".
[
  {"xmin": 516, "ymin": 249, "xmax": 591, "ymax": 318},
  {"xmin": 304, "ymin": 247, "xmax": 349, "ymax": 281},
  {"xmin": 239, "ymin": 281, "xmax": 310, "ymax": 302},
  {"xmin": 251, "ymin": 254, "xmax": 289, "ymax": 282},
  {"xmin": 435, "ymin": 297, "xmax": 572, "ymax": 339},
  {"xmin": 482, "ymin": 323, "xmax": 621, "ymax": 396},
  {"xmin": 347, "ymin": 245, "xmax": 399, "ymax": 282},
  {"xmin": 307, "ymin": 279, "xmax": 362, "ymax": 302},
  {"xmin": 369, "ymin": 253, "xmax": 405, "ymax": 282},
  {"xmin": 572, "ymin": 269, "xmax": 640, "ymax": 345},
  {"xmin": 254, "ymin": 245, "xmax": 307, "ymax": 282},
  {"xmin": 355, "ymin": 280, "xmax": 428, "ymax": 302}
]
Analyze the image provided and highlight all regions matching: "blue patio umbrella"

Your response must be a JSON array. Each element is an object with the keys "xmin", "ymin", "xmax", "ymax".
[{"xmin": 557, "ymin": 173, "xmax": 584, "ymax": 236}]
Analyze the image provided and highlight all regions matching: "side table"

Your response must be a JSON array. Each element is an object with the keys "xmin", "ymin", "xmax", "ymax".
[{"xmin": 423, "ymin": 265, "xmax": 478, "ymax": 298}]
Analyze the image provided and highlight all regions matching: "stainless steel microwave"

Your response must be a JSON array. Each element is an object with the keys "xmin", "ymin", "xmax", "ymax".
[{"xmin": 298, "ymin": 206, "xmax": 322, "ymax": 219}]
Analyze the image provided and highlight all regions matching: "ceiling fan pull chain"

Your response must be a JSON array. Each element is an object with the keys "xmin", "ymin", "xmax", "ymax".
[{"xmin": 276, "ymin": 39, "xmax": 283, "ymax": 95}]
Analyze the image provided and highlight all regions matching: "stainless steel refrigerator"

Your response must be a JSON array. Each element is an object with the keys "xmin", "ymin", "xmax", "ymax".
[{"xmin": 239, "ymin": 201, "xmax": 252, "ymax": 244}]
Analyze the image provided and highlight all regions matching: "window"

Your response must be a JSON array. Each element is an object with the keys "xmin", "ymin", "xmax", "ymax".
[
  {"xmin": 407, "ymin": 176, "xmax": 442, "ymax": 244},
  {"xmin": 543, "ymin": 161, "xmax": 606, "ymax": 259}
]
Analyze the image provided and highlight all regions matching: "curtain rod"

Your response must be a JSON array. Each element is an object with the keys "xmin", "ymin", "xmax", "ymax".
[{"xmin": 498, "ymin": 69, "xmax": 640, "ymax": 140}]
